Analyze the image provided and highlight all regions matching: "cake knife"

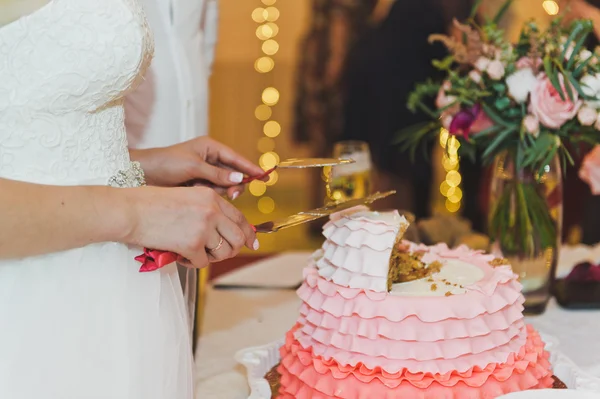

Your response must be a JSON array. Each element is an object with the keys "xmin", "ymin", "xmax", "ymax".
[
  {"xmin": 241, "ymin": 157, "xmax": 354, "ymax": 184},
  {"xmin": 135, "ymin": 191, "xmax": 395, "ymax": 271},
  {"xmin": 253, "ymin": 190, "xmax": 396, "ymax": 233}
]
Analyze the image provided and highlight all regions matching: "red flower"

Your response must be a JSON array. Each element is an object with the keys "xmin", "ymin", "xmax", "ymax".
[{"xmin": 449, "ymin": 104, "xmax": 492, "ymax": 139}]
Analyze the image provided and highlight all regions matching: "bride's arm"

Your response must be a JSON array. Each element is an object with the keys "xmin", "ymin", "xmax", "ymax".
[
  {"xmin": 0, "ymin": 177, "xmax": 258, "ymax": 264},
  {"xmin": 0, "ymin": 178, "xmax": 134, "ymax": 259}
]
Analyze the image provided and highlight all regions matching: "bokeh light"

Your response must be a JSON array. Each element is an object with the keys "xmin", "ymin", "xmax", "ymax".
[
  {"xmin": 249, "ymin": 180, "xmax": 267, "ymax": 197},
  {"xmin": 256, "ymin": 24, "xmax": 274, "ymax": 40},
  {"xmin": 262, "ymin": 39, "xmax": 279, "ymax": 56},
  {"xmin": 254, "ymin": 57, "xmax": 274, "ymax": 73},
  {"xmin": 262, "ymin": 87, "xmax": 280, "ymax": 106},
  {"xmin": 439, "ymin": 128, "xmax": 449, "ymax": 147},
  {"xmin": 448, "ymin": 186, "xmax": 463, "ymax": 203},
  {"xmin": 265, "ymin": 23, "xmax": 279, "ymax": 38},
  {"xmin": 251, "ymin": 8, "xmax": 267, "ymax": 23},
  {"xmin": 259, "ymin": 151, "xmax": 280, "ymax": 169},
  {"xmin": 542, "ymin": 1, "xmax": 559, "ymax": 15},
  {"xmin": 263, "ymin": 120, "xmax": 281, "ymax": 137},
  {"xmin": 254, "ymin": 104, "xmax": 272, "ymax": 121},
  {"xmin": 265, "ymin": 7, "xmax": 280, "ymax": 22},
  {"xmin": 445, "ymin": 199, "xmax": 461, "ymax": 213},
  {"xmin": 266, "ymin": 170, "xmax": 279, "ymax": 186},
  {"xmin": 257, "ymin": 137, "xmax": 275, "ymax": 153},
  {"xmin": 261, "ymin": 0, "xmax": 276, "ymax": 5},
  {"xmin": 258, "ymin": 196, "xmax": 276, "ymax": 214},
  {"xmin": 446, "ymin": 170, "xmax": 462, "ymax": 187}
]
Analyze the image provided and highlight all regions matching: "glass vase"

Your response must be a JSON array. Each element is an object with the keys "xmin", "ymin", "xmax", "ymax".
[{"xmin": 488, "ymin": 152, "xmax": 563, "ymax": 314}]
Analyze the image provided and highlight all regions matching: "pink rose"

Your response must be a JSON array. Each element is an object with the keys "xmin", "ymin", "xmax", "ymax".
[
  {"xmin": 435, "ymin": 81, "xmax": 459, "ymax": 113},
  {"xmin": 578, "ymin": 106, "xmax": 598, "ymax": 126},
  {"xmin": 474, "ymin": 57, "xmax": 491, "ymax": 72},
  {"xmin": 580, "ymin": 146, "xmax": 600, "ymax": 195},
  {"xmin": 516, "ymin": 56, "xmax": 542, "ymax": 70},
  {"xmin": 522, "ymin": 114, "xmax": 540, "ymax": 137},
  {"xmin": 468, "ymin": 70, "xmax": 482, "ymax": 84},
  {"xmin": 486, "ymin": 60, "xmax": 505, "ymax": 80},
  {"xmin": 529, "ymin": 74, "xmax": 582, "ymax": 129}
]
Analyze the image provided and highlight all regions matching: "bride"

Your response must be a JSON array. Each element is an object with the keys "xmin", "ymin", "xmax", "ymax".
[{"xmin": 0, "ymin": 0, "xmax": 262, "ymax": 397}]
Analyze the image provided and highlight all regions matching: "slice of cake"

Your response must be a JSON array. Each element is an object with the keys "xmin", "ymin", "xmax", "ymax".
[{"xmin": 275, "ymin": 208, "xmax": 554, "ymax": 398}]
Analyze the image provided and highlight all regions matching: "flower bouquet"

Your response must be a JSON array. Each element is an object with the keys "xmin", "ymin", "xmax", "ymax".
[{"xmin": 395, "ymin": 1, "xmax": 600, "ymax": 311}]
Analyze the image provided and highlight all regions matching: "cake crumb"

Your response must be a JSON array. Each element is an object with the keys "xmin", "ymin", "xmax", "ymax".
[
  {"xmin": 490, "ymin": 258, "xmax": 510, "ymax": 267},
  {"xmin": 396, "ymin": 242, "xmax": 410, "ymax": 252},
  {"xmin": 445, "ymin": 281, "xmax": 452, "ymax": 285},
  {"xmin": 431, "ymin": 283, "xmax": 437, "ymax": 291},
  {"xmin": 445, "ymin": 291, "xmax": 453, "ymax": 296},
  {"xmin": 426, "ymin": 277, "xmax": 434, "ymax": 282}
]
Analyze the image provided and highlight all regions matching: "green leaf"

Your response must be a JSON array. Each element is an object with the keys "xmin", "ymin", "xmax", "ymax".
[
  {"xmin": 459, "ymin": 142, "xmax": 477, "ymax": 163},
  {"xmin": 493, "ymin": 0, "xmax": 513, "ymax": 24},
  {"xmin": 567, "ymin": 31, "xmax": 590, "ymax": 70},
  {"xmin": 544, "ymin": 56, "xmax": 565, "ymax": 101},
  {"xmin": 566, "ymin": 71, "xmax": 592, "ymax": 100},
  {"xmin": 472, "ymin": 124, "xmax": 503, "ymax": 138},
  {"xmin": 481, "ymin": 103, "xmax": 516, "ymax": 128},
  {"xmin": 482, "ymin": 125, "xmax": 518, "ymax": 159},
  {"xmin": 493, "ymin": 83, "xmax": 506, "ymax": 93},
  {"xmin": 470, "ymin": 0, "xmax": 485, "ymax": 19},
  {"xmin": 561, "ymin": 21, "xmax": 585, "ymax": 61},
  {"xmin": 432, "ymin": 55, "xmax": 454, "ymax": 71},
  {"xmin": 573, "ymin": 54, "xmax": 594, "ymax": 78},
  {"xmin": 553, "ymin": 60, "xmax": 574, "ymax": 101},
  {"xmin": 494, "ymin": 97, "xmax": 511, "ymax": 110}
]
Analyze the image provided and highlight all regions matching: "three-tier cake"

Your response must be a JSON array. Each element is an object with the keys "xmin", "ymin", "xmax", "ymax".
[{"xmin": 273, "ymin": 207, "xmax": 555, "ymax": 398}]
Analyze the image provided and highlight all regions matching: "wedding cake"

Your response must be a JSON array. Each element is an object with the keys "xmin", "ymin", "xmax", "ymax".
[{"xmin": 271, "ymin": 207, "xmax": 558, "ymax": 398}]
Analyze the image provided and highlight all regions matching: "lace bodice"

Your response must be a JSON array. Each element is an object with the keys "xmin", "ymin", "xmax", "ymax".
[{"xmin": 0, "ymin": 0, "xmax": 153, "ymax": 184}]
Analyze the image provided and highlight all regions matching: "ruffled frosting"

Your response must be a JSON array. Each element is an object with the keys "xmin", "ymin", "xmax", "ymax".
[
  {"xmin": 300, "ymin": 268, "xmax": 523, "ymax": 323},
  {"xmin": 278, "ymin": 325, "xmax": 553, "ymax": 399},
  {"xmin": 295, "ymin": 319, "xmax": 525, "ymax": 361},
  {"xmin": 298, "ymin": 301, "xmax": 525, "ymax": 342},
  {"xmin": 316, "ymin": 257, "xmax": 388, "ymax": 292}
]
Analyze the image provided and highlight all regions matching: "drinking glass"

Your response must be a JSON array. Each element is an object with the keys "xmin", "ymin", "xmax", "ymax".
[{"xmin": 328, "ymin": 141, "xmax": 373, "ymax": 202}]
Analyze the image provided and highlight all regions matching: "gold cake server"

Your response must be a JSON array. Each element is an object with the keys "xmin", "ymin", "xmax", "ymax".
[
  {"xmin": 253, "ymin": 190, "xmax": 396, "ymax": 233},
  {"xmin": 241, "ymin": 157, "xmax": 354, "ymax": 183}
]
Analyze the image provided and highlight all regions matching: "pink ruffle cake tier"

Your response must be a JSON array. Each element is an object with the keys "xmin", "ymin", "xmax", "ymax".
[{"xmin": 276, "ymin": 210, "xmax": 554, "ymax": 398}]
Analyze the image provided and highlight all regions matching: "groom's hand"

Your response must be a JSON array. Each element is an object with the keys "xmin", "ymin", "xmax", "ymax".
[{"xmin": 130, "ymin": 137, "xmax": 265, "ymax": 199}]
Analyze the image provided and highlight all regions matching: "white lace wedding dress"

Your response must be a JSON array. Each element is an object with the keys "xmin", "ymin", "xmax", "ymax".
[{"xmin": 0, "ymin": 1, "xmax": 193, "ymax": 398}]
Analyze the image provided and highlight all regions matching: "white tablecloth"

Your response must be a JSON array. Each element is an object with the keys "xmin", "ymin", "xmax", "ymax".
[{"xmin": 194, "ymin": 252, "xmax": 600, "ymax": 398}]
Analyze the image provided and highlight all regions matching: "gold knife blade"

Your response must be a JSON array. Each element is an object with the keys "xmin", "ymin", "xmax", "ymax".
[
  {"xmin": 277, "ymin": 158, "xmax": 355, "ymax": 168},
  {"xmin": 254, "ymin": 191, "xmax": 396, "ymax": 233}
]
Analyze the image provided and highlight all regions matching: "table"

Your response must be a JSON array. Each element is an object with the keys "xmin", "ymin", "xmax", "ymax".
[{"xmin": 194, "ymin": 254, "xmax": 600, "ymax": 399}]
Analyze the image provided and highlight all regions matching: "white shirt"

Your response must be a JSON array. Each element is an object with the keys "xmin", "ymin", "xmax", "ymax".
[{"xmin": 125, "ymin": 0, "xmax": 218, "ymax": 149}]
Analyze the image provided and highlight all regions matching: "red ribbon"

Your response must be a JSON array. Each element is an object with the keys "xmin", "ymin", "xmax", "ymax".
[
  {"xmin": 135, "ymin": 248, "xmax": 178, "ymax": 272},
  {"xmin": 136, "ymin": 225, "xmax": 258, "ymax": 272}
]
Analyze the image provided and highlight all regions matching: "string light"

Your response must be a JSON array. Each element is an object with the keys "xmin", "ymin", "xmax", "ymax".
[
  {"xmin": 542, "ymin": 1, "xmax": 559, "ymax": 15},
  {"xmin": 261, "ymin": 87, "xmax": 280, "ymax": 106},
  {"xmin": 263, "ymin": 120, "xmax": 281, "ymax": 137},
  {"xmin": 252, "ymin": 1, "xmax": 281, "ymax": 209},
  {"xmin": 261, "ymin": 40, "xmax": 279, "ymax": 56},
  {"xmin": 258, "ymin": 196, "xmax": 276, "ymax": 214},
  {"xmin": 254, "ymin": 57, "xmax": 274, "ymax": 73},
  {"xmin": 254, "ymin": 105, "xmax": 272, "ymax": 121},
  {"xmin": 439, "ymin": 128, "xmax": 462, "ymax": 213},
  {"xmin": 257, "ymin": 137, "xmax": 275, "ymax": 152}
]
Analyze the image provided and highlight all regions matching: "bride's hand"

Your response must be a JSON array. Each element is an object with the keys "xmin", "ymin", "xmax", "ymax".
[
  {"xmin": 126, "ymin": 185, "xmax": 258, "ymax": 268},
  {"xmin": 130, "ymin": 137, "xmax": 265, "ymax": 200}
]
